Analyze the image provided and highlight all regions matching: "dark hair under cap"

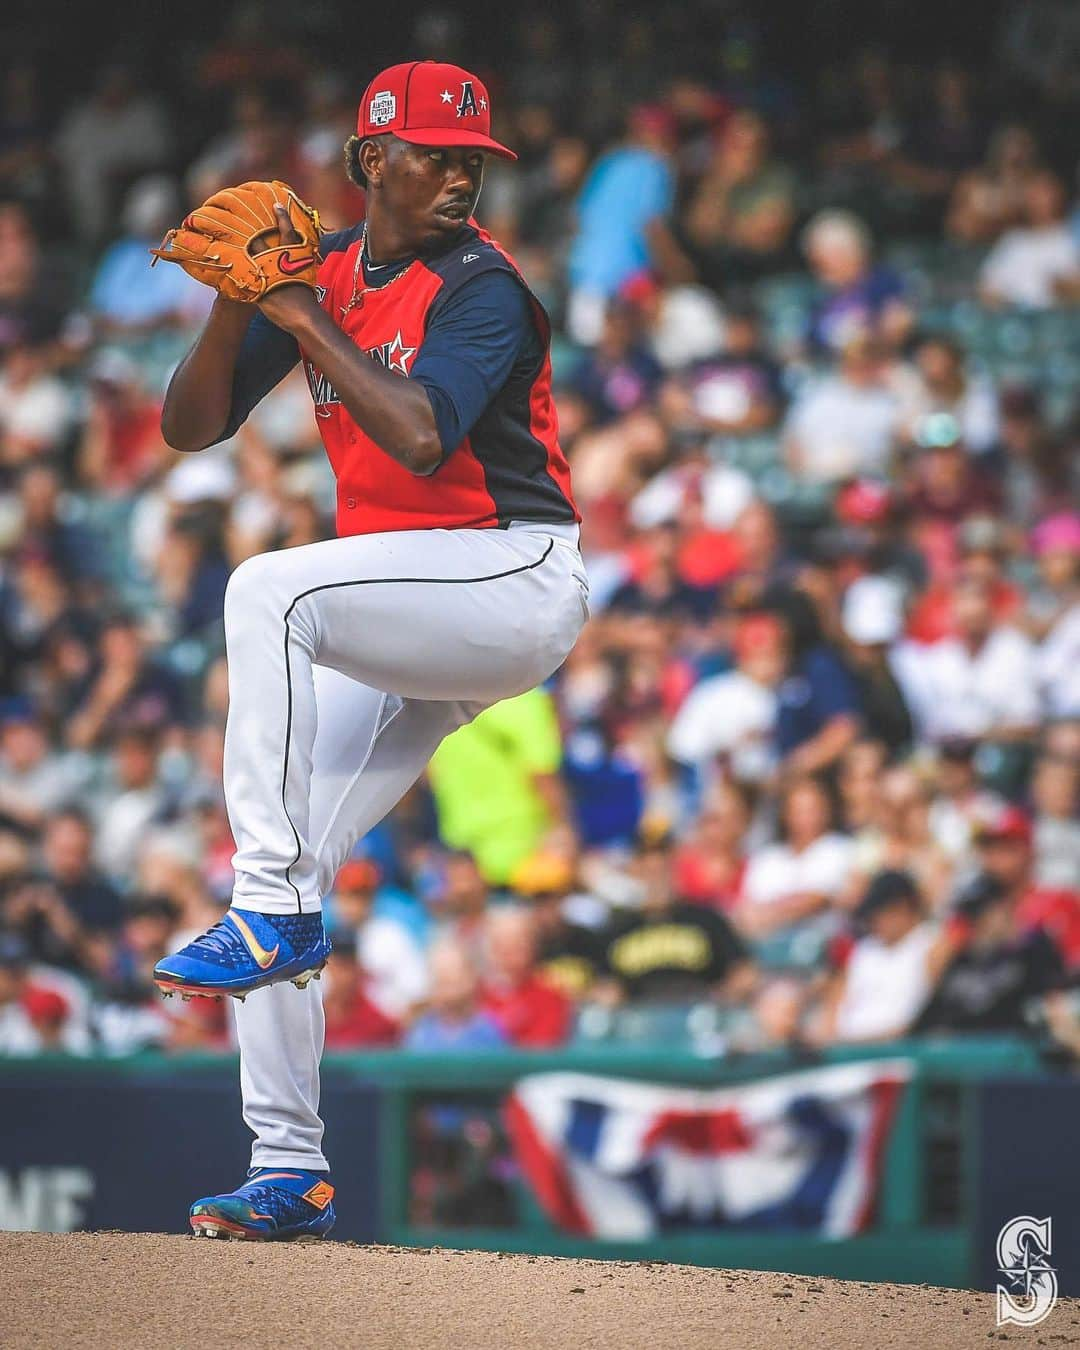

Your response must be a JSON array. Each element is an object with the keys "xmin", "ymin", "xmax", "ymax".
[
  {"xmin": 855, "ymin": 869, "xmax": 921, "ymax": 925},
  {"xmin": 951, "ymin": 872, "xmax": 1009, "ymax": 921}
]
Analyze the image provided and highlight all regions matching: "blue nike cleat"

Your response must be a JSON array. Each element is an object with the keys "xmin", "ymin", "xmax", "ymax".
[
  {"xmin": 189, "ymin": 1168, "xmax": 336, "ymax": 1241},
  {"xmin": 153, "ymin": 909, "xmax": 330, "ymax": 1001}
]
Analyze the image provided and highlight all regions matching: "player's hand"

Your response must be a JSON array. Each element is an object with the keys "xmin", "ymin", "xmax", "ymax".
[
  {"xmin": 258, "ymin": 203, "xmax": 320, "ymax": 331},
  {"xmin": 271, "ymin": 203, "xmax": 304, "ymax": 249}
]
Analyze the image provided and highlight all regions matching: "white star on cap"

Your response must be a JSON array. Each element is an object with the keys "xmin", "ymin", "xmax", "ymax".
[
  {"xmin": 386, "ymin": 330, "xmax": 417, "ymax": 377},
  {"xmin": 440, "ymin": 90, "xmax": 453, "ymax": 104},
  {"xmin": 479, "ymin": 96, "xmax": 488, "ymax": 109}
]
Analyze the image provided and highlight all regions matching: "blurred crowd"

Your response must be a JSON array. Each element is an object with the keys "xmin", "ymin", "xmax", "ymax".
[{"xmin": 0, "ymin": 3, "xmax": 1078, "ymax": 1061}]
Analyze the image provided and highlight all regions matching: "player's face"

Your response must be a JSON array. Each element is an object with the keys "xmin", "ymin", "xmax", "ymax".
[{"xmin": 379, "ymin": 141, "xmax": 485, "ymax": 252}]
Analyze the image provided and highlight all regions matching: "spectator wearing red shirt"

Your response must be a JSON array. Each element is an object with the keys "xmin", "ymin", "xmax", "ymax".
[
  {"xmin": 607, "ymin": 522, "xmax": 717, "ymax": 626},
  {"xmin": 974, "ymin": 803, "xmax": 1080, "ymax": 969},
  {"xmin": 907, "ymin": 518, "xmax": 1024, "ymax": 643},
  {"xmin": 76, "ymin": 350, "xmax": 171, "ymax": 495},
  {"xmin": 480, "ymin": 907, "xmax": 572, "ymax": 1048},
  {"xmin": 321, "ymin": 936, "xmax": 399, "ymax": 1050},
  {"xmin": 673, "ymin": 470, "xmax": 745, "ymax": 591},
  {"xmin": 674, "ymin": 780, "xmax": 752, "ymax": 911}
]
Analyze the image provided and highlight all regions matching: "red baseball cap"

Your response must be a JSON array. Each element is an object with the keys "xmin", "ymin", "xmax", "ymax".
[
  {"xmin": 974, "ymin": 804, "xmax": 1033, "ymax": 848},
  {"xmin": 336, "ymin": 858, "xmax": 382, "ymax": 892},
  {"xmin": 358, "ymin": 61, "xmax": 516, "ymax": 161},
  {"xmin": 22, "ymin": 987, "xmax": 69, "ymax": 1025},
  {"xmin": 836, "ymin": 479, "xmax": 892, "ymax": 526}
]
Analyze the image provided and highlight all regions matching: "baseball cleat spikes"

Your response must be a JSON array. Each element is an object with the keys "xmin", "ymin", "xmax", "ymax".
[
  {"xmin": 291, "ymin": 960, "xmax": 327, "ymax": 991},
  {"xmin": 192, "ymin": 1220, "xmax": 254, "ymax": 1241},
  {"xmin": 154, "ymin": 980, "xmax": 224, "ymax": 1002}
]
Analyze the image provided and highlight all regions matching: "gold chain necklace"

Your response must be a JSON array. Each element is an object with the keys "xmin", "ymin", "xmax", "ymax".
[{"xmin": 339, "ymin": 225, "xmax": 414, "ymax": 319}]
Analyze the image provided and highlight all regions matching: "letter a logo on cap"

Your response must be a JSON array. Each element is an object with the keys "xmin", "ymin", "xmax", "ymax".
[
  {"xmin": 457, "ymin": 81, "xmax": 479, "ymax": 119},
  {"xmin": 369, "ymin": 90, "xmax": 397, "ymax": 126}
]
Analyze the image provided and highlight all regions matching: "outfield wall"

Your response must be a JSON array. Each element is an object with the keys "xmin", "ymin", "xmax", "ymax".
[{"xmin": 1, "ymin": 1039, "xmax": 1076, "ymax": 1292}]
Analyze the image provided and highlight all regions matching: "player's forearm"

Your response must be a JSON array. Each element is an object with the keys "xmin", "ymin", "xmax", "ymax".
[
  {"xmin": 161, "ymin": 298, "xmax": 255, "ymax": 452},
  {"xmin": 266, "ymin": 299, "xmax": 442, "ymax": 476}
]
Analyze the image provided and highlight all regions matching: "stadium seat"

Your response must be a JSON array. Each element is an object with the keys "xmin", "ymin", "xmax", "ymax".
[
  {"xmin": 974, "ymin": 742, "xmax": 1038, "ymax": 800},
  {"xmin": 574, "ymin": 1001, "xmax": 746, "ymax": 1052},
  {"xmin": 758, "ymin": 469, "xmax": 833, "ymax": 527},
  {"xmin": 713, "ymin": 433, "xmax": 782, "ymax": 477},
  {"xmin": 749, "ymin": 925, "xmax": 832, "ymax": 972}
]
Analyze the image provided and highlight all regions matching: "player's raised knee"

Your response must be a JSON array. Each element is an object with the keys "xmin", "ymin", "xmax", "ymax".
[{"xmin": 224, "ymin": 551, "xmax": 290, "ymax": 619}]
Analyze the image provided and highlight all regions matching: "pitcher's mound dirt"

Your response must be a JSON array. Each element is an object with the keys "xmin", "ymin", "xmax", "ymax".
[{"xmin": 3, "ymin": 1231, "xmax": 1076, "ymax": 1350}]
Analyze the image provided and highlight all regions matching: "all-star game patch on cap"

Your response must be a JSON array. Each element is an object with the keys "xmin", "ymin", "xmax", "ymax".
[{"xmin": 358, "ymin": 60, "xmax": 516, "ymax": 160}]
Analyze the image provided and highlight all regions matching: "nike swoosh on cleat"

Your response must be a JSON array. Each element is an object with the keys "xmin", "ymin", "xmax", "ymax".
[{"xmin": 230, "ymin": 912, "xmax": 281, "ymax": 969}]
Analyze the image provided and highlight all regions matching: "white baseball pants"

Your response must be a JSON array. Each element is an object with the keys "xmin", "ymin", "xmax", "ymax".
[{"xmin": 224, "ymin": 521, "xmax": 588, "ymax": 1170}]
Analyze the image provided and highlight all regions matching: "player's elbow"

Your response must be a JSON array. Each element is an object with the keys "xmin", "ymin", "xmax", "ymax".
[
  {"xmin": 160, "ymin": 404, "xmax": 226, "ymax": 454},
  {"xmin": 162, "ymin": 425, "xmax": 214, "ymax": 454},
  {"xmin": 398, "ymin": 432, "xmax": 443, "ymax": 477}
]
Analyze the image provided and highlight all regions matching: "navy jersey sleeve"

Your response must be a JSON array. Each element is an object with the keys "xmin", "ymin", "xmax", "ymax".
[
  {"xmin": 210, "ymin": 308, "xmax": 300, "ymax": 444},
  {"xmin": 412, "ymin": 270, "xmax": 541, "ymax": 458}
]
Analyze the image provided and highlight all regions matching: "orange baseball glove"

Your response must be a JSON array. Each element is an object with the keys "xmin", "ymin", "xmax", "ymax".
[{"xmin": 150, "ymin": 180, "xmax": 322, "ymax": 302}]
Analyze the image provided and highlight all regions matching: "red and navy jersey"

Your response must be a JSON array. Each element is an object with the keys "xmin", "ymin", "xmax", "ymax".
[{"xmin": 218, "ymin": 221, "xmax": 578, "ymax": 536}]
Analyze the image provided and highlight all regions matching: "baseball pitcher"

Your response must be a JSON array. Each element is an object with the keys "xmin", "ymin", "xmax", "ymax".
[{"xmin": 150, "ymin": 60, "xmax": 586, "ymax": 1239}]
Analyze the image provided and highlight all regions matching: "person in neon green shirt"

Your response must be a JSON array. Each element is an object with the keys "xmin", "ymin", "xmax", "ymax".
[{"xmin": 427, "ymin": 687, "xmax": 567, "ymax": 885}]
